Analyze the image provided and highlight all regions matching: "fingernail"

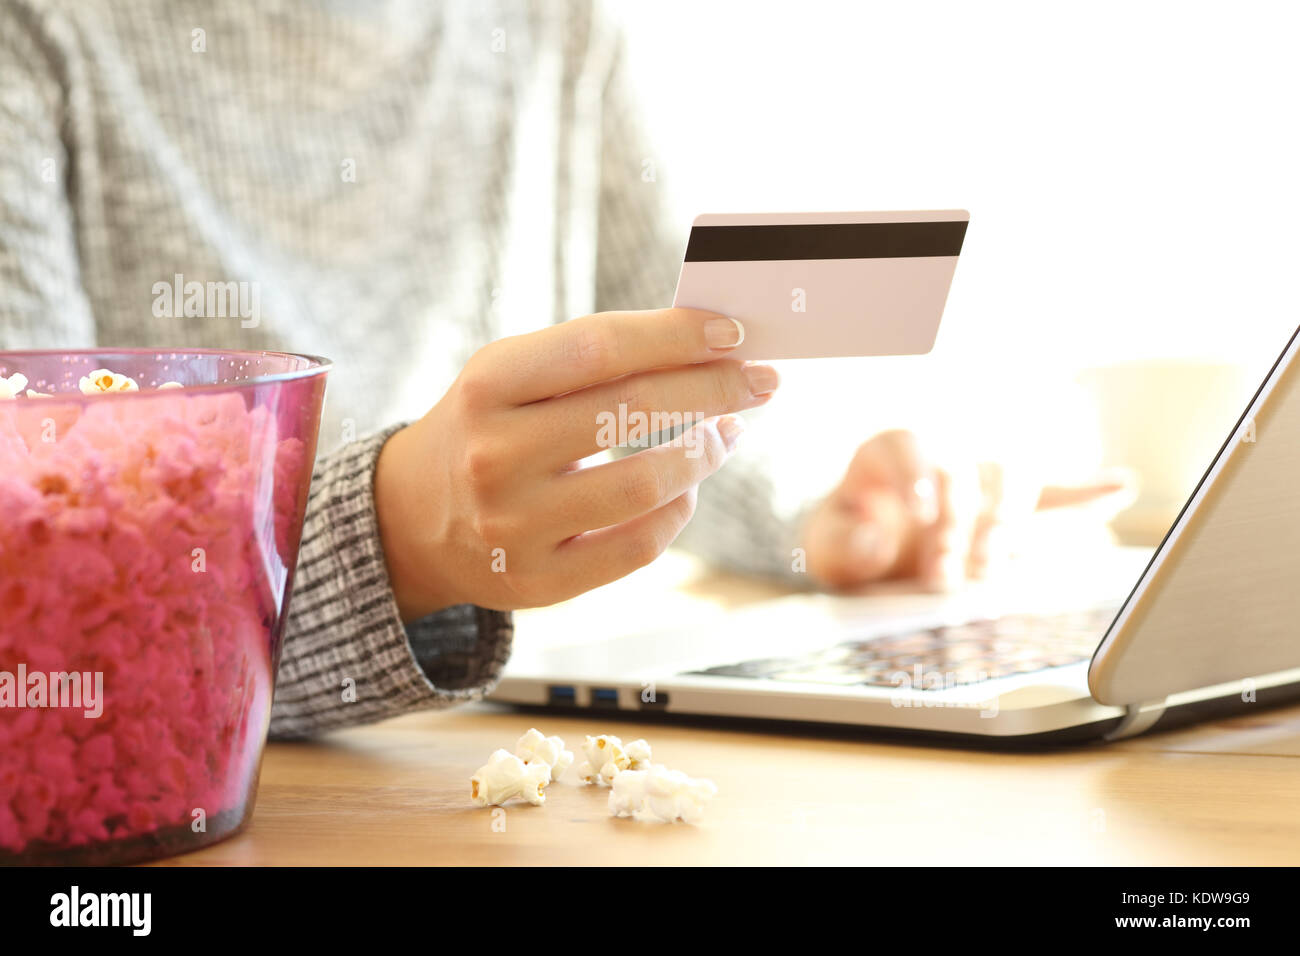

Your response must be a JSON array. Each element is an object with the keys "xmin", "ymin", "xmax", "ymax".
[
  {"xmin": 912, "ymin": 476, "xmax": 938, "ymax": 524},
  {"xmin": 743, "ymin": 362, "xmax": 780, "ymax": 396},
  {"xmin": 705, "ymin": 317, "xmax": 745, "ymax": 350},
  {"xmin": 716, "ymin": 414, "xmax": 745, "ymax": 452}
]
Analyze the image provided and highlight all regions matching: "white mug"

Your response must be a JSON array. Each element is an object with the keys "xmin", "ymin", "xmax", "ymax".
[{"xmin": 1077, "ymin": 361, "xmax": 1250, "ymax": 546}]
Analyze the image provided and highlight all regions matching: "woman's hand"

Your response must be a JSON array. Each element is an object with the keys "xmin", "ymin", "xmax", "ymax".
[
  {"xmin": 374, "ymin": 308, "xmax": 777, "ymax": 620},
  {"xmin": 802, "ymin": 430, "xmax": 1128, "ymax": 592}
]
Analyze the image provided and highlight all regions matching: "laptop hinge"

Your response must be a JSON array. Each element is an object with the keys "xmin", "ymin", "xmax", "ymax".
[{"xmin": 1103, "ymin": 698, "xmax": 1168, "ymax": 741}]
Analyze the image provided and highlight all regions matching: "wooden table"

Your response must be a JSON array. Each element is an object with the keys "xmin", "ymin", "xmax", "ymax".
[
  {"xmin": 158, "ymin": 554, "xmax": 1300, "ymax": 866},
  {"xmin": 154, "ymin": 701, "xmax": 1300, "ymax": 866}
]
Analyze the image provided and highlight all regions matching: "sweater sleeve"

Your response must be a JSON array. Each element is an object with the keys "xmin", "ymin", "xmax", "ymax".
[
  {"xmin": 591, "ymin": 19, "xmax": 810, "ymax": 584},
  {"xmin": 0, "ymin": 6, "xmax": 514, "ymax": 738},
  {"xmin": 0, "ymin": 1, "xmax": 96, "ymax": 348},
  {"xmin": 268, "ymin": 426, "xmax": 514, "ymax": 738}
]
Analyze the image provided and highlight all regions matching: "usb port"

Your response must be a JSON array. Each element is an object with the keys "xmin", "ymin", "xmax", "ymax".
[
  {"xmin": 590, "ymin": 687, "xmax": 619, "ymax": 709},
  {"xmin": 547, "ymin": 685, "xmax": 576, "ymax": 706}
]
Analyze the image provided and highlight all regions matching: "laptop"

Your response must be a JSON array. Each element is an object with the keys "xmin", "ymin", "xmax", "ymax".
[{"xmin": 490, "ymin": 324, "xmax": 1300, "ymax": 743}]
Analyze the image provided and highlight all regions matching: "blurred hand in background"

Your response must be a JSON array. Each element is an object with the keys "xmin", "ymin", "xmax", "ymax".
[{"xmin": 802, "ymin": 429, "xmax": 1133, "ymax": 592}]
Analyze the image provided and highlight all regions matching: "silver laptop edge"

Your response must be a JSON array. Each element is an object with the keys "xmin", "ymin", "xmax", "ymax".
[{"xmin": 492, "ymin": 324, "xmax": 1300, "ymax": 742}]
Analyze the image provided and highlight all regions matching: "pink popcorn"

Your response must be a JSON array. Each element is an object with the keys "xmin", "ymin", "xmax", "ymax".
[{"xmin": 0, "ymin": 354, "xmax": 327, "ymax": 863}]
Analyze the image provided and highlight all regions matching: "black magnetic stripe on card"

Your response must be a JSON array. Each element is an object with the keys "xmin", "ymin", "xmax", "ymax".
[{"xmin": 683, "ymin": 220, "xmax": 968, "ymax": 262}]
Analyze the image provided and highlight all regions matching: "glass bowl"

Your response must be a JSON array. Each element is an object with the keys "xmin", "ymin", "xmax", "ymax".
[{"xmin": 0, "ymin": 349, "xmax": 330, "ymax": 864}]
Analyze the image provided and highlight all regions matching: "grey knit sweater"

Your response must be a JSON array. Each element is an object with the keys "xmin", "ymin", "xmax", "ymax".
[{"xmin": 0, "ymin": 0, "xmax": 796, "ymax": 737}]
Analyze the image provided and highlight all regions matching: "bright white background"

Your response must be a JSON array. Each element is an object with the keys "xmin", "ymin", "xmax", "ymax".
[{"xmin": 618, "ymin": 0, "xmax": 1300, "ymax": 508}]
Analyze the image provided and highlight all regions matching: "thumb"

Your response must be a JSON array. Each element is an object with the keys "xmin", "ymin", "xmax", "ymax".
[{"xmin": 805, "ymin": 486, "xmax": 911, "ymax": 589}]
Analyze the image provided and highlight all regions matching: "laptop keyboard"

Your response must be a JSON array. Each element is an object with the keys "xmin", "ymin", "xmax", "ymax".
[{"xmin": 684, "ymin": 606, "xmax": 1119, "ymax": 690}]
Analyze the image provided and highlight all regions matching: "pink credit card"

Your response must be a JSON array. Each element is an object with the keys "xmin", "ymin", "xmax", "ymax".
[{"xmin": 672, "ymin": 210, "xmax": 969, "ymax": 360}]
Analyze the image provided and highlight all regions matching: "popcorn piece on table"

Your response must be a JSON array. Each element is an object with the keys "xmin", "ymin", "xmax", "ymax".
[
  {"xmin": 79, "ymin": 368, "xmax": 139, "ymax": 394},
  {"xmin": 608, "ymin": 764, "xmax": 717, "ymax": 825},
  {"xmin": 471, "ymin": 749, "xmax": 551, "ymax": 807},
  {"xmin": 514, "ymin": 728, "xmax": 574, "ymax": 782},
  {"xmin": 624, "ymin": 738, "xmax": 652, "ymax": 770},
  {"xmin": 576, "ymin": 734, "xmax": 632, "ymax": 786},
  {"xmin": 0, "ymin": 372, "xmax": 28, "ymax": 400},
  {"xmin": 608, "ymin": 769, "xmax": 651, "ymax": 818}
]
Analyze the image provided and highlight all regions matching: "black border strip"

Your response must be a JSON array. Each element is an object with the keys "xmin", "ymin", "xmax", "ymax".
[{"xmin": 683, "ymin": 220, "xmax": 968, "ymax": 262}]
